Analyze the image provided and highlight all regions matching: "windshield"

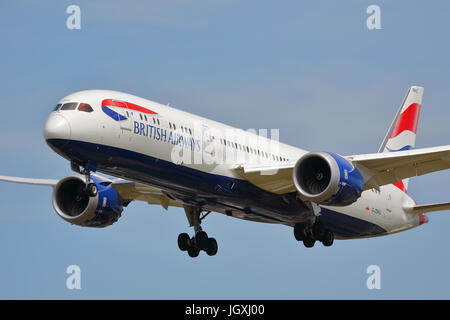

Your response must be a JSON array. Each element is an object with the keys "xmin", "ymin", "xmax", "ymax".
[{"xmin": 60, "ymin": 102, "xmax": 78, "ymax": 111}]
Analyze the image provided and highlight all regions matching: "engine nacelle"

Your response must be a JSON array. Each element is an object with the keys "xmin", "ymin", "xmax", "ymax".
[
  {"xmin": 52, "ymin": 175, "xmax": 123, "ymax": 228},
  {"xmin": 293, "ymin": 152, "xmax": 364, "ymax": 206}
]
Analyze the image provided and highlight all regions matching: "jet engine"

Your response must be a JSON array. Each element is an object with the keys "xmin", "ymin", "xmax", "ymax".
[
  {"xmin": 52, "ymin": 175, "xmax": 123, "ymax": 227},
  {"xmin": 292, "ymin": 152, "xmax": 364, "ymax": 206}
]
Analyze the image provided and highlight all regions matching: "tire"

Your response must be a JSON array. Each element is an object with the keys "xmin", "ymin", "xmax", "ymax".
[
  {"xmin": 313, "ymin": 222, "xmax": 326, "ymax": 241},
  {"xmin": 195, "ymin": 231, "xmax": 209, "ymax": 251},
  {"xmin": 177, "ymin": 233, "xmax": 190, "ymax": 251},
  {"xmin": 322, "ymin": 231, "xmax": 334, "ymax": 247},
  {"xmin": 206, "ymin": 238, "xmax": 218, "ymax": 256},
  {"xmin": 293, "ymin": 223, "xmax": 305, "ymax": 241},
  {"xmin": 303, "ymin": 237, "xmax": 316, "ymax": 248},
  {"xmin": 87, "ymin": 183, "xmax": 98, "ymax": 197},
  {"xmin": 187, "ymin": 246, "xmax": 200, "ymax": 258}
]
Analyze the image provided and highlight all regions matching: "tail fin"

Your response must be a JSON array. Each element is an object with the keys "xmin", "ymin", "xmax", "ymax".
[{"xmin": 378, "ymin": 86, "xmax": 424, "ymax": 192}]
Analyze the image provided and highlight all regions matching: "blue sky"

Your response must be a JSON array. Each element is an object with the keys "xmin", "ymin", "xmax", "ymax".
[{"xmin": 0, "ymin": 0, "xmax": 449, "ymax": 299}]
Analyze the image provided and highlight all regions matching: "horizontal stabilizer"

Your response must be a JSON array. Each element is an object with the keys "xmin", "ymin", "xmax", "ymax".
[{"xmin": 404, "ymin": 202, "xmax": 450, "ymax": 214}]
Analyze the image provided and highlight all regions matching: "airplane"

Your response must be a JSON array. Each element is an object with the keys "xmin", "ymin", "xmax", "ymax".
[{"xmin": 0, "ymin": 86, "xmax": 449, "ymax": 258}]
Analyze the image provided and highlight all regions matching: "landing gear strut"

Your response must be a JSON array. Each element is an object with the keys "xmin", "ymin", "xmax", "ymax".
[
  {"xmin": 71, "ymin": 161, "xmax": 98, "ymax": 198},
  {"xmin": 293, "ymin": 221, "xmax": 334, "ymax": 248},
  {"xmin": 178, "ymin": 205, "xmax": 218, "ymax": 257}
]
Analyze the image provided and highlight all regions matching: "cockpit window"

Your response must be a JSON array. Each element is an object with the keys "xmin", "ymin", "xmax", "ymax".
[
  {"xmin": 53, "ymin": 104, "xmax": 62, "ymax": 111},
  {"xmin": 60, "ymin": 102, "xmax": 78, "ymax": 111},
  {"xmin": 78, "ymin": 103, "xmax": 94, "ymax": 113}
]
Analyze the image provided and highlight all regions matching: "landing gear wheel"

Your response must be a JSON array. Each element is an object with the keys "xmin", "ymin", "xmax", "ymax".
[
  {"xmin": 181, "ymin": 205, "xmax": 219, "ymax": 257},
  {"xmin": 313, "ymin": 222, "xmax": 326, "ymax": 241},
  {"xmin": 303, "ymin": 237, "xmax": 316, "ymax": 248},
  {"xmin": 86, "ymin": 183, "xmax": 98, "ymax": 197},
  {"xmin": 187, "ymin": 246, "xmax": 200, "ymax": 258},
  {"xmin": 195, "ymin": 231, "xmax": 209, "ymax": 251},
  {"xmin": 293, "ymin": 223, "xmax": 305, "ymax": 241},
  {"xmin": 206, "ymin": 237, "xmax": 218, "ymax": 256},
  {"xmin": 177, "ymin": 233, "xmax": 190, "ymax": 251},
  {"xmin": 322, "ymin": 230, "xmax": 334, "ymax": 247}
]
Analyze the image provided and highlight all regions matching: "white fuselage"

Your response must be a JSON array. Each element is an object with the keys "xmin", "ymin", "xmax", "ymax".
[{"xmin": 43, "ymin": 90, "xmax": 425, "ymax": 239}]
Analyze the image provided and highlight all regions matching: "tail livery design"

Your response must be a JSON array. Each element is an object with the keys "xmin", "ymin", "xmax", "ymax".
[
  {"xmin": 382, "ymin": 86, "xmax": 423, "ymax": 153},
  {"xmin": 379, "ymin": 86, "xmax": 424, "ymax": 192}
]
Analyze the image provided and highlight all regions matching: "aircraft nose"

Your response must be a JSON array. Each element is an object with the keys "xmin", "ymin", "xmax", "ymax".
[{"xmin": 43, "ymin": 114, "xmax": 71, "ymax": 141}]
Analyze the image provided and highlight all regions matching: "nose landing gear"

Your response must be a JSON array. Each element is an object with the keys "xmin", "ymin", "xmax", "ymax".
[
  {"xmin": 71, "ymin": 161, "xmax": 98, "ymax": 197},
  {"xmin": 178, "ymin": 205, "xmax": 218, "ymax": 258},
  {"xmin": 86, "ymin": 182, "xmax": 98, "ymax": 197}
]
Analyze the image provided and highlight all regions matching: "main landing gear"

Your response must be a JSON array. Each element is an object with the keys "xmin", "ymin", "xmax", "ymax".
[
  {"xmin": 293, "ymin": 222, "xmax": 334, "ymax": 248},
  {"xmin": 71, "ymin": 161, "xmax": 98, "ymax": 198},
  {"xmin": 178, "ymin": 205, "xmax": 218, "ymax": 258}
]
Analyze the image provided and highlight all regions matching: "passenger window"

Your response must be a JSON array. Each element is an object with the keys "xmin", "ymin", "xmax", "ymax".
[
  {"xmin": 53, "ymin": 104, "xmax": 62, "ymax": 111},
  {"xmin": 78, "ymin": 103, "xmax": 93, "ymax": 113},
  {"xmin": 60, "ymin": 102, "xmax": 78, "ymax": 111}
]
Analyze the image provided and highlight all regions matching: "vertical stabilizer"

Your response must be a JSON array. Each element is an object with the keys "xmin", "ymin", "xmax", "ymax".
[{"xmin": 378, "ymin": 86, "xmax": 424, "ymax": 192}]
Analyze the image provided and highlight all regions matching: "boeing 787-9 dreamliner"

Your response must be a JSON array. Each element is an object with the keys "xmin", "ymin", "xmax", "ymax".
[{"xmin": 1, "ymin": 86, "xmax": 449, "ymax": 257}]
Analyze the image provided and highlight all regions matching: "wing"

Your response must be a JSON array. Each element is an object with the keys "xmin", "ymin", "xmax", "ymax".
[
  {"xmin": 235, "ymin": 145, "xmax": 450, "ymax": 194},
  {"xmin": 109, "ymin": 178, "xmax": 183, "ymax": 210},
  {"xmin": 0, "ymin": 174, "xmax": 183, "ymax": 210},
  {"xmin": 0, "ymin": 175, "xmax": 58, "ymax": 187},
  {"xmin": 234, "ymin": 163, "xmax": 296, "ymax": 194},
  {"xmin": 347, "ymin": 145, "xmax": 450, "ymax": 190}
]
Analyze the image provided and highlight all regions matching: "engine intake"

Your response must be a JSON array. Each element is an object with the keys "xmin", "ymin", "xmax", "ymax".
[
  {"xmin": 293, "ymin": 152, "xmax": 364, "ymax": 206},
  {"xmin": 52, "ymin": 175, "xmax": 123, "ymax": 227}
]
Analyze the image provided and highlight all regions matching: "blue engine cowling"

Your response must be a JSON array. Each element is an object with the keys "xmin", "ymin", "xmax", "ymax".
[
  {"xmin": 292, "ymin": 152, "xmax": 364, "ymax": 206},
  {"xmin": 52, "ymin": 175, "xmax": 123, "ymax": 227}
]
